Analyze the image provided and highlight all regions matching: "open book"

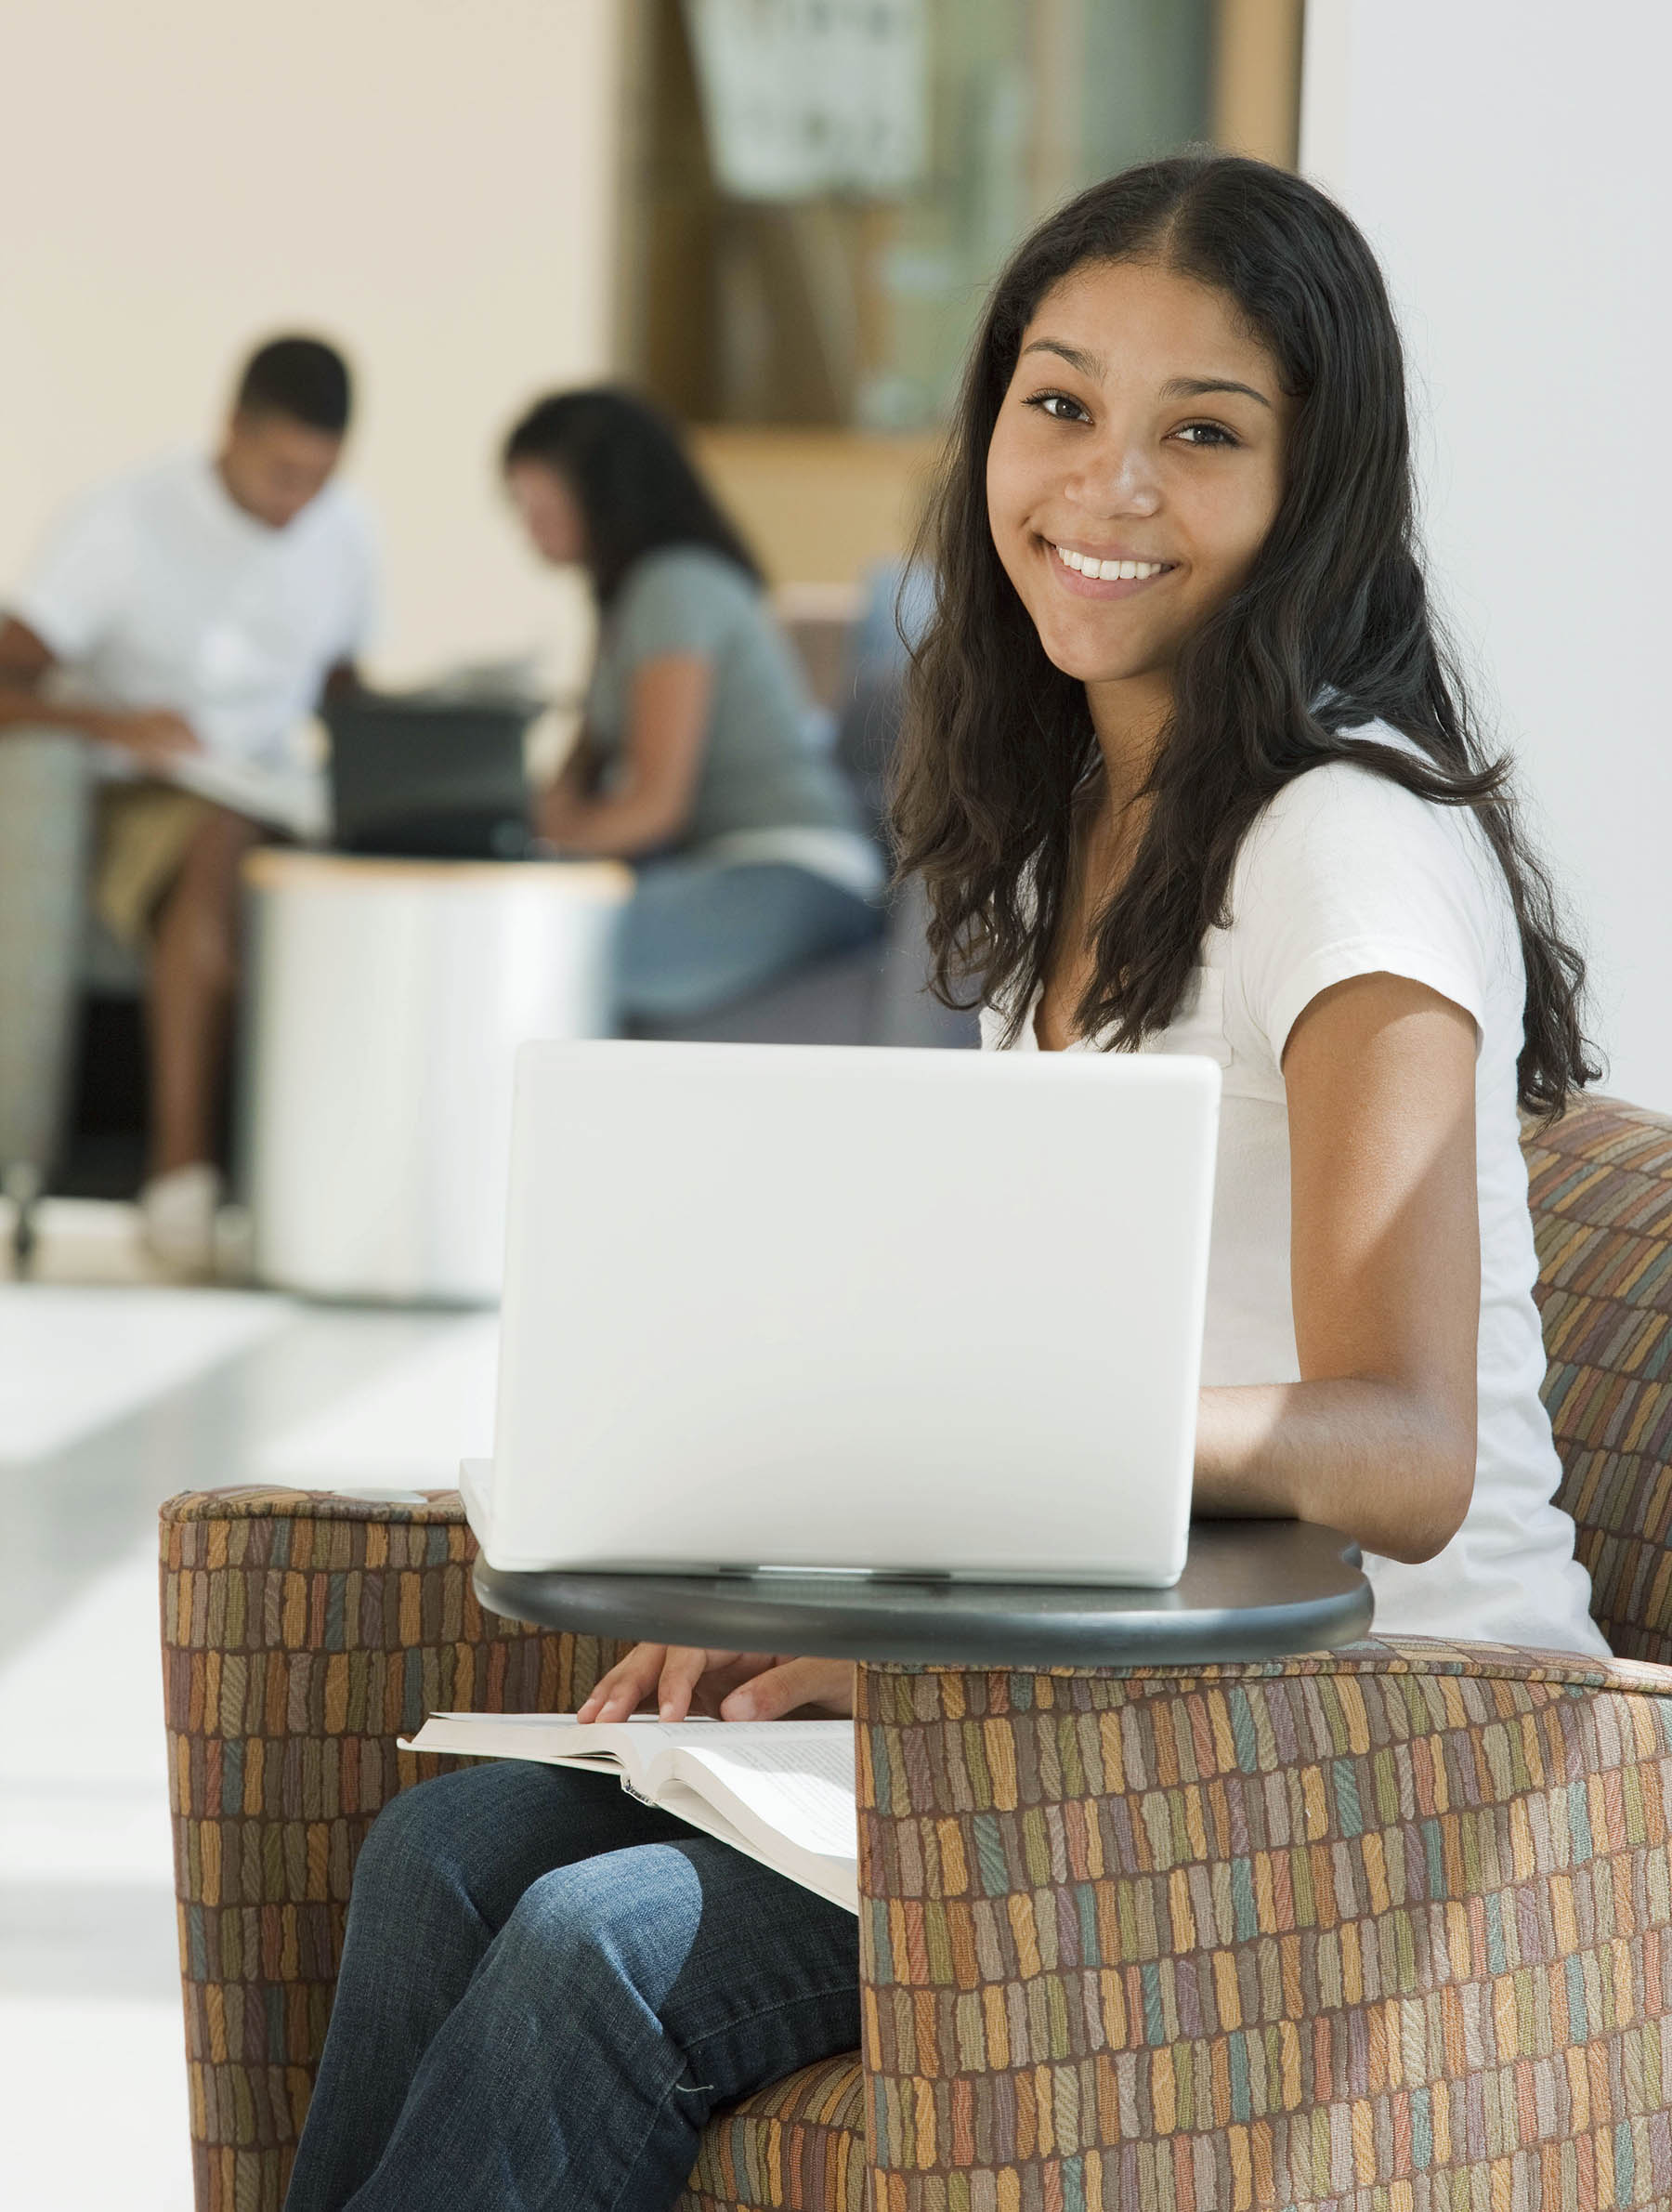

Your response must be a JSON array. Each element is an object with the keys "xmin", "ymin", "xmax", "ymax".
[{"xmin": 399, "ymin": 1713, "xmax": 858, "ymax": 1912}]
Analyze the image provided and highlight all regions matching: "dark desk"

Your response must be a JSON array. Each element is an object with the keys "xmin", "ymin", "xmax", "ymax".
[{"xmin": 474, "ymin": 1519, "xmax": 1373, "ymax": 1670}]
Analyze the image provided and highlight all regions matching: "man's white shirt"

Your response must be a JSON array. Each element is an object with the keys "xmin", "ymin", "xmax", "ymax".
[{"xmin": 10, "ymin": 449, "xmax": 378, "ymax": 771}]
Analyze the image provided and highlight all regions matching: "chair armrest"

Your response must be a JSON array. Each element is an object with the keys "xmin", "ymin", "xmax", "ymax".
[
  {"xmin": 159, "ymin": 1485, "xmax": 627, "ymax": 2212},
  {"xmin": 854, "ymin": 1637, "xmax": 1672, "ymax": 2209}
]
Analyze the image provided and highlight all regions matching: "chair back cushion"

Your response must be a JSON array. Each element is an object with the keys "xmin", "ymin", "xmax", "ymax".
[{"xmin": 1525, "ymin": 1094, "xmax": 1672, "ymax": 1662}]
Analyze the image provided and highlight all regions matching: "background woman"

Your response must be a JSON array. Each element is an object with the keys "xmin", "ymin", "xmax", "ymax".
[
  {"xmin": 504, "ymin": 387, "xmax": 883, "ymax": 1024},
  {"xmin": 285, "ymin": 154, "xmax": 1603, "ymax": 2212}
]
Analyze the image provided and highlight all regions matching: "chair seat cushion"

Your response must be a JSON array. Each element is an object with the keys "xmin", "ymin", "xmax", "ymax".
[{"xmin": 681, "ymin": 2054, "xmax": 864, "ymax": 2212}]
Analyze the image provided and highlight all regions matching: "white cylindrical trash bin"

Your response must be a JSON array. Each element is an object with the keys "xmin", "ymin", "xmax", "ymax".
[{"xmin": 241, "ymin": 850, "xmax": 633, "ymax": 1302}]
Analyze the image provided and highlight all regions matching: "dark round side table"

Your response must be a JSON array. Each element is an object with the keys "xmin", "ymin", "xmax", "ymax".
[{"xmin": 474, "ymin": 1518, "xmax": 1373, "ymax": 1669}]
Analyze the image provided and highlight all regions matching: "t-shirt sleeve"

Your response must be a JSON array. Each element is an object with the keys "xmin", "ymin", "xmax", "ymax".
[
  {"xmin": 611, "ymin": 553, "xmax": 740, "ymax": 671},
  {"xmin": 8, "ymin": 489, "xmax": 137, "ymax": 661},
  {"xmin": 1227, "ymin": 758, "xmax": 1500, "ymax": 1065}
]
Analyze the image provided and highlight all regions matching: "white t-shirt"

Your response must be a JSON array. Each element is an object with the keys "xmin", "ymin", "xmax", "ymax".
[
  {"xmin": 10, "ymin": 450, "xmax": 378, "ymax": 768},
  {"xmin": 982, "ymin": 724, "xmax": 1607, "ymax": 1656}
]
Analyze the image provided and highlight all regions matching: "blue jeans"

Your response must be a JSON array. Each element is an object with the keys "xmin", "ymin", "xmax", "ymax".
[
  {"xmin": 283, "ymin": 1763, "xmax": 860, "ymax": 2212},
  {"xmin": 616, "ymin": 859, "xmax": 882, "ymax": 1022}
]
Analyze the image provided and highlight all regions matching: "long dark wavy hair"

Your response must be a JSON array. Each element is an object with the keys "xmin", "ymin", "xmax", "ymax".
[
  {"xmin": 892, "ymin": 153, "xmax": 1595, "ymax": 1113},
  {"xmin": 503, "ymin": 386, "xmax": 763, "ymax": 607}
]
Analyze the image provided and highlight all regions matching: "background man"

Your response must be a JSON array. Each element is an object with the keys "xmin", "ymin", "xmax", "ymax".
[{"xmin": 0, "ymin": 335, "xmax": 378, "ymax": 1272}]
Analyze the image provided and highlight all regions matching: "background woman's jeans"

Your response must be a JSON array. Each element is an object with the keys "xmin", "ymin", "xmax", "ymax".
[
  {"xmin": 615, "ymin": 858, "xmax": 882, "ymax": 1022},
  {"xmin": 284, "ymin": 1763, "xmax": 860, "ymax": 2212}
]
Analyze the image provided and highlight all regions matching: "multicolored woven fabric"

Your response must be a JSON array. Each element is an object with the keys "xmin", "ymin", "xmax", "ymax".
[
  {"xmin": 855, "ymin": 1646, "xmax": 1672, "ymax": 2212},
  {"xmin": 680, "ymin": 2057, "xmax": 867, "ymax": 2212},
  {"xmin": 159, "ymin": 1486, "xmax": 628, "ymax": 2212},
  {"xmin": 1527, "ymin": 1095, "xmax": 1672, "ymax": 1665}
]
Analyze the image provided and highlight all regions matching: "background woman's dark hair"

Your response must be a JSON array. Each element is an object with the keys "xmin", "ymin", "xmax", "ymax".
[
  {"xmin": 503, "ymin": 386, "xmax": 763, "ymax": 606},
  {"xmin": 891, "ymin": 152, "xmax": 1596, "ymax": 1114}
]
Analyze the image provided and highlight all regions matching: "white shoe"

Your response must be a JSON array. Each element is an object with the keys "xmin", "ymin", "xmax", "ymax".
[{"xmin": 140, "ymin": 1163, "xmax": 224, "ymax": 1278}]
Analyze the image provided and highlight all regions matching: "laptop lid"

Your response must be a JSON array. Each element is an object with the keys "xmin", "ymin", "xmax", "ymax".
[
  {"xmin": 477, "ymin": 1040, "xmax": 1220, "ymax": 1585},
  {"xmin": 325, "ymin": 694, "xmax": 537, "ymax": 859}
]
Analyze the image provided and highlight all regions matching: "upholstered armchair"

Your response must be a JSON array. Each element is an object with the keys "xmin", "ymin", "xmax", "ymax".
[{"xmin": 160, "ymin": 1093, "xmax": 1672, "ymax": 2212}]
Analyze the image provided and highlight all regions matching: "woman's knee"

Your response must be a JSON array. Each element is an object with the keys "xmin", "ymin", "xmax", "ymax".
[
  {"xmin": 495, "ymin": 1842, "xmax": 707, "ymax": 2017},
  {"xmin": 351, "ymin": 1768, "xmax": 535, "ymax": 1920},
  {"xmin": 353, "ymin": 1763, "xmax": 673, "ymax": 1942},
  {"xmin": 351, "ymin": 1773, "xmax": 469, "ymax": 1904}
]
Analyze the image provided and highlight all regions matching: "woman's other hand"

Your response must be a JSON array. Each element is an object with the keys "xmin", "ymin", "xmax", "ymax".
[{"xmin": 577, "ymin": 1644, "xmax": 855, "ymax": 1722}]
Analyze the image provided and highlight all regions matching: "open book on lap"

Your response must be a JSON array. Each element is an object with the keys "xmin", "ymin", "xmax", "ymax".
[{"xmin": 399, "ymin": 1713, "xmax": 858, "ymax": 1913}]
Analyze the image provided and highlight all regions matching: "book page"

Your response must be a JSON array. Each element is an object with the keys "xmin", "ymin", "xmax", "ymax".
[
  {"xmin": 400, "ymin": 1712, "xmax": 665, "ymax": 1787},
  {"xmin": 399, "ymin": 1712, "xmax": 625, "ymax": 1772},
  {"xmin": 400, "ymin": 1713, "xmax": 851, "ymax": 1812},
  {"xmin": 673, "ymin": 1728, "xmax": 856, "ymax": 1861},
  {"xmin": 648, "ymin": 1779, "xmax": 856, "ymax": 1913},
  {"xmin": 398, "ymin": 1713, "xmax": 857, "ymax": 1911}
]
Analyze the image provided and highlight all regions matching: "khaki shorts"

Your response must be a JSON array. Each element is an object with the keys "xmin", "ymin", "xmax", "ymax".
[{"xmin": 93, "ymin": 781, "xmax": 216, "ymax": 946}]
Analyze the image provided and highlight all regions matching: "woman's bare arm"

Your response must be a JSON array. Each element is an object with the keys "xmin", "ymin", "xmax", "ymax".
[
  {"xmin": 539, "ymin": 651, "xmax": 713, "ymax": 857},
  {"xmin": 1192, "ymin": 970, "xmax": 1480, "ymax": 1564}
]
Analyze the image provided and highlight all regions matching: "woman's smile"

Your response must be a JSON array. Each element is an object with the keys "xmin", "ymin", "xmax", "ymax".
[{"xmin": 1042, "ymin": 537, "xmax": 1180, "ymax": 596}]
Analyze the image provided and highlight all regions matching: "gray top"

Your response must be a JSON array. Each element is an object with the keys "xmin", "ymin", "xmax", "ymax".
[
  {"xmin": 587, "ymin": 546, "xmax": 870, "ymax": 855},
  {"xmin": 474, "ymin": 1520, "xmax": 1374, "ymax": 1670}
]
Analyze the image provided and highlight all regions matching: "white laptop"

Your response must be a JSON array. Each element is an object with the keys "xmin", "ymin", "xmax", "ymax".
[{"xmin": 462, "ymin": 1040, "xmax": 1219, "ymax": 1587}]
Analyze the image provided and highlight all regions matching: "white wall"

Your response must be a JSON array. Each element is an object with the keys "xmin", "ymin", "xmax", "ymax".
[
  {"xmin": 1301, "ymin": 1, "xmax": 1672, "ymax": 1108},
  {"xmin": 1, "ymin": 0, "xmax": 622, "ymax": 686}
]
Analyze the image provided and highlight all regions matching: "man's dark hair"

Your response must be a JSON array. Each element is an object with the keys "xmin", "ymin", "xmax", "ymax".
[
  {"xmin": 235, "ymin": 336, "xmax": 352, "ymax": 436},
  {"xmin": 503, "ymin": 386, "xmax": 761, "ymax": 605}
]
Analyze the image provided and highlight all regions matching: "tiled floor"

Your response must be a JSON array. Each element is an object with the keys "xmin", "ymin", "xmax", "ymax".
[{"xmin": 0, "ymin": 1203, "xmax": 499, "ymax": 2211}]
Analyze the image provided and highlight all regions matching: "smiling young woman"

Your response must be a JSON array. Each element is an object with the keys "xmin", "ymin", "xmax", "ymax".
[{"xmin": 894, "ymin": 151, "xmax": 1603, "ymax": 1644}]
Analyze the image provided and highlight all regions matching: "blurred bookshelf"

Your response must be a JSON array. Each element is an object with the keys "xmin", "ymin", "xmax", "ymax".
[{"xmin": 614, "ymin": 0, "xmax": 1301, "ymax": 585}]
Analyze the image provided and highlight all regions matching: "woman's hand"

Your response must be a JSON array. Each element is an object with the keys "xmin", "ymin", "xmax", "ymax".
[{"xmin": 577, "ymin": 1643, "xmax": 855, "ymax": 1723}]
